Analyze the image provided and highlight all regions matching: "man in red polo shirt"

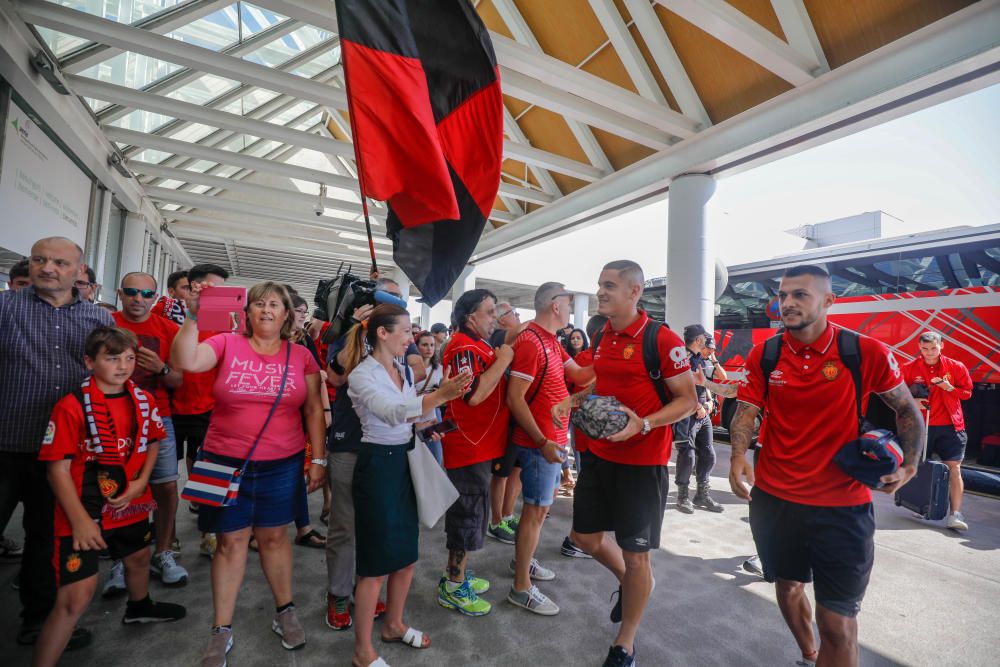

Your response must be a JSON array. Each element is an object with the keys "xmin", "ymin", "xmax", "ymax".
[
  {"xmin": 506, "ymin": 282, "xmax": 594, "ymax": 617},
  {"xmin": 729, "ymin": 264, "xmax": 922, "ymax": 667},
  {"xmin": 569, "ymin": 261, "xmax": 697, "ymax": 667},
  {"xmin": 436, "ymin": 289, "xmax": 513, "ymax": 616},
  {"xmin": 902, "ymin": 331, "xmax": 973, "ymax": 531}
]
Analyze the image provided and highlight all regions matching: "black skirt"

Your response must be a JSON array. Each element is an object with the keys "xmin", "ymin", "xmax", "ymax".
[{"xmin": 353, "ymin": 441, "xmax": 419, "ymax": 577}]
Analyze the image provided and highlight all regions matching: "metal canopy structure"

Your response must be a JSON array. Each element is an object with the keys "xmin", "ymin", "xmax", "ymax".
[{"xmin": 3, "ymin": 0, "xmax": 999, "ymax": 291}]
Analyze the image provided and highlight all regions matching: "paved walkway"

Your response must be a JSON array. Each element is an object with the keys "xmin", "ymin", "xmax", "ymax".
[{"xmin": 2, "ymin": 447, "xmax": 998, "ymax": 666}]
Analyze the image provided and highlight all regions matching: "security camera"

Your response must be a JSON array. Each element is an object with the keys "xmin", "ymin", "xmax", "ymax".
[
  {"xmin": 315, "ymin": 183, "xmax": 327, "ymax": 217},
  {"xmin": 314, "ymin": 202, "xmax": 324, "ymax": 217}
]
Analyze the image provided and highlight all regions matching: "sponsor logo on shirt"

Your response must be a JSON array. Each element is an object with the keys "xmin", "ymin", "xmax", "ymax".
[
  {"xmin": 822, "ymin": 362, "xmax": 840, "ymax": 381},
  {"xmin": 768, "ymin": 369, "xmax": 786, "ymax": 386},
  {"xmin": 887, "ymin": 352, "xmax": 900, "ymax": 378},
  {"xmin": 42, "ymin": 421, "xmax": 55, "ymax": 446},
  {"xmin": 669, "ymin": 346, "xmax": 688, "ymax": 369}
]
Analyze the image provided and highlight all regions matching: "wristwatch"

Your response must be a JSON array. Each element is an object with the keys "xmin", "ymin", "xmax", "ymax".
[
  {"xmin": 640, "ymin": 417, "xmax": 652, "ymax": 436},
  {"xmin": 159, "ymin": 364, "xmax": 172, "ymax": 376},
  {"xmin": 311, "ymin": 458, "xmax": 328, "ymax": 467}
]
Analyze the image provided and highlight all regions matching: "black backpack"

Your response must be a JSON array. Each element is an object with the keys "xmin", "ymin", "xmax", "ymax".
[
  {"xmin": 591, "ymin": 320, "xmax": 670, "ymax": 406},
  {"xmin": 760, "ymin": 328, "xmax": 866, "ymax": 435}
]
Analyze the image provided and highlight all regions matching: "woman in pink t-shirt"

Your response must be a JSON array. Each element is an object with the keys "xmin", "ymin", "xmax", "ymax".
[{"xmin": 172, "ymin": 281, "xmax": 326, "ymax": 661}]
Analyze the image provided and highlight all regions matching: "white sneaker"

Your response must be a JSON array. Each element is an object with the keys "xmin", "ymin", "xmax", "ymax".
[
  {"xmin": 151, "ymin": 550, "xmax": 189, "ymax": 586},
  {"xmin": 946, "ymin": 512, "xmax": 968, "ymax": 532},
  {"xmin": 508, "ymin": 557, "xmax": 555, "ymax": 581},
  {"xmin": 102, "ymin": 560, "xmax": 126, "ymax": 598}
]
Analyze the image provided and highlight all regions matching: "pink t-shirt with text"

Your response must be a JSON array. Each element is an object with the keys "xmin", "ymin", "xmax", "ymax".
[{"xmin": 202, "ymin": 334, "xmax": 319, "ymax": 461}]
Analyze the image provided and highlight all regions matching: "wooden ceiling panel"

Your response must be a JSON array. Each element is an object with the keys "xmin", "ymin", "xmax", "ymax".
[
  {"xmin": 589, "ymin": 127, "xmax": 656, "ymax": 171},
  {"xmin": 579, "ymin": 42, "xmax": 642, "ymax": 97},
  {"xmin": 509, "ymin": 106, "xmax": 590, "ymax": 195},
  {"xmin": 514, "ymin": 0, "xmax": 610, "ymax": 67},
  {"xmin": 727, "ymin": 0, "xmax": 786, "ymax": 41},
  {"xmin": 625, "ymin": 21, "xmax": 682, "ymax": 113},
  {"xmin": 804, "ymin": 0, "xmax": 976, "ymax": 69},
  {"xmin": 654, "ymin": 3, "xmax": 792, "ymax": 124},
  {"xmin": 503, "ymin": 95, "xmax": 531, "ymax": 117},
  {"xmin": 476, "ymin": 0, "xmax": 514, "ymax": 39}
]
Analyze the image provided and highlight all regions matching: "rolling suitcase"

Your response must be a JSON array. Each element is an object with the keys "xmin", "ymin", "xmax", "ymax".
[{"xmin": 895, "ymin": 407, "xmax": 950, "ymax": 520}]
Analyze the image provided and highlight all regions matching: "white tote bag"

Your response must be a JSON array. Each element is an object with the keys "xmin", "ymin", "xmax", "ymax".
[{"xmin": 407, "ymin": 440, "xmax": 459, "ymax": 528}]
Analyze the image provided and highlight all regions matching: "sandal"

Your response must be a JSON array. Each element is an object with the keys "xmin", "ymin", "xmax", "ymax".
[
  {"xmin": 381, "ymin": 626, "xmax": 430, "ymax": 649},
  {"xmin": 353, "ymin": 658, "xmax": 390, "ymax": 667},
  {"xmin": 320, "ymin": 507, "xmax": 330, "ymax": 525},
  {"xmin": 295, "ymin": 529, "xmax": 326, "ymax": 548}
]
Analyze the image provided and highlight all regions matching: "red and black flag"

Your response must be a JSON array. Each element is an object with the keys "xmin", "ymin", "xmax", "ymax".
[{"xmin": 337, "ymin": 0, "xmax": 503, "ymax": 305}]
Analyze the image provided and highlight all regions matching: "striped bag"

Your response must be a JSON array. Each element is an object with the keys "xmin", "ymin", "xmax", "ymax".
[{"xmin": 182, "ymin": 343, "xmax": 291, "ymax": 507}]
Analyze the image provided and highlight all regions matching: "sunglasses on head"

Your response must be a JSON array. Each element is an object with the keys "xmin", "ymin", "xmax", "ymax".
[{"xmin": 122, "ymin": 287, "xmax": 156, "ymax": 299}]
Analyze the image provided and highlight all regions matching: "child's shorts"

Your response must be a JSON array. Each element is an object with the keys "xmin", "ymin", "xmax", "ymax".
[{"xmin": 53, "ymin": 519, "xmax": 152, "ymax": 587}]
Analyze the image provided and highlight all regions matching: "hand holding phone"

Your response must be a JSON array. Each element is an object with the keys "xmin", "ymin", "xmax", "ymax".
[
  {"xmin": 420, "ymin": 420, "xmax": 457, "ymax": 441},
  {"xmin": 198, "ymin": 286, "xmax": 247, "ymax": 333}
]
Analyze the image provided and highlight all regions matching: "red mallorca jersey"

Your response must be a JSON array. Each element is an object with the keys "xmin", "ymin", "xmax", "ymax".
[
  {"xmin": 901, "ymin": 355, "xmax": 972, "ymax": 429},
  {"xmin": 510, "ymin": 323, "xmax": 570, "ymax": 448}
]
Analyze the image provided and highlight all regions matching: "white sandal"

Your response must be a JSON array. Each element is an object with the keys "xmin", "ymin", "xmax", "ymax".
[{"xmin": 382, "ymin": 626, "xmax": 428, "ymax": 649}]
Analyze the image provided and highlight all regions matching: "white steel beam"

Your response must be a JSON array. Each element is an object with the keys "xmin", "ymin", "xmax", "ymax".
[
  {"xmin": 492, "ymin": 32, "xmax": 699, "ymax": 138},
  {"xmin": 622, "ymin": 0, "xmax": 711, "ymax": 126},
  {"xmin": 502, "ymin": 108, "xmax": 561, "ymax": 196},
  {"xmin": 131, "ymin": 161, "xmax": 376, "ymax": 219},
  {"xmin": 474, "ymin": 0, "xmax": 1000, "ymax": 260},
  {"xmin": 770, "ymin": 0, "xmax": 829, "ymax": 72},
  {"xmin": 60, "ymin": 0, "xmax": 233, "ymax": 74},
  {"xmin": 588, "ymin": 0, "xmax": 668, "ymax": 104},
  {"xmin": 492, "ymin": 0, "xmax": 613, "ymax": 173},
  {"xmin": 489, "ymin": 210, "xmax": 517, "ymax": 225},
  {"xmin": 497, "ymin": 181, "xmax": 554, "ymax": 206},
  {"xmin": 98, "ymin": 19, "xmax": 309, "ymax": 124},
  {"xmin": 654, "ymin": 0, "xmax": 817, "ymax": 85},
  {"xmin": 164, "ymin": 212, "xmax": 370, "ymax": 246},
  {"xmin": 104, "ymin": 126, "xmax": 356, "ymax": 189},
  {"xmin": 69, "ymin": 76, "xmax": 354, "ymax": 158},
  {"xmin": 501, "ymin": 68, "xmax": 673, "ymax": 150},
  {"xmin": 251, "ymin": 0, "xmax": 339, "ymax": 33},
  {"xmin": 502, "ymin": 139, "xmax": 604, "ymax": 182},
  {"xmin": 17, "ymin": 0, "xmax": 347, "ymax": 109},
  {"xmin": 171, "ymin": 223, "xmax": 391, "ymax": 263}
]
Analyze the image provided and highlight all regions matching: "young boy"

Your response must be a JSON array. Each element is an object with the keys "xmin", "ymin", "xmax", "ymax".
[{"xmin": 34, "ymin": 326, "xmax": 185, "ymax": 667}]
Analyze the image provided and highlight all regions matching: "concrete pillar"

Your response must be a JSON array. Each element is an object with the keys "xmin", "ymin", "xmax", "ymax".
[
  {"xmin": 573, "ymin": 292, "xmax": 589, "ymax": 329},
  {"xmin": 118, "ymin": 213, "xmax": 147, "ymax": 280},
  {"xmin": 397, "ymin": 279, "xmax": 411, "ymax": 303},
  {"xmin": 666, "ymin": 173, "xmax": 717, "ymax": 331},
  {"xmin": 92, "ymin": 187, "xmax": 113, "ymax": 283},
  {"xmin": 451, "ymin": 265, "xmax": 476, "ymax": 303},
  {"xmin": 420, "ymin": 302, "xmax": 432, "ymax": 329}
]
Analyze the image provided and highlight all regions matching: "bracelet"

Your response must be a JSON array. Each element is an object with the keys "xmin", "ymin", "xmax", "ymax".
[
  {"xmin": 184, "ymin": 308, "xmax": 197, "ymax": 322},
  {"xmin": 323, "ymin": 408, "xmax": 331, "ymax": 412},
  {"xmin": 311, "ymin": 458, "xmax": 328, "ymax": 467}
]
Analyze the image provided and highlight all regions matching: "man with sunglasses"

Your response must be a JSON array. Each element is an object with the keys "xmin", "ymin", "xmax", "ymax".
[
  {"xmin": 73, "ymin": 267, "xmax": 98, "ymax": 303},
  {"xmin": 0, "ymin": 237, "xmax": 112, "ymax": 648},
  {"xmin": 113, "ymin": 273, "xmax": 188, "ymax": 589}
]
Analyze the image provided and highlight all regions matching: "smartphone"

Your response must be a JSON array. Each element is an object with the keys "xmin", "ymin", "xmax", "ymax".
[
  {"xmin": 419, "ymin": 420, "xmax": 457, "ymax": 441},
  {"xmin": 198, "ymin": 286, "xmax": 247, "ymax": 333}
]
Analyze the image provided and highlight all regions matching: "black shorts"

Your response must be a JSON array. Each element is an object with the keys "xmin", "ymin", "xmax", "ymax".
[
  {"xmin": 572, "ymin": 451, "xmax": 668, "ymax": 553},
  {"xmin": 172, "ymin": 411, "xmax": 212, "ymax": 460},
  {"xmin": 444, "ymin": 461, "xmax": 492, "ymax": 552},
  {"xmin": 926, "ymin": 425, "xmax": 967, "ymax": 462},
  {"xmin": 52, "ymin": 519, "xmax": 152, "ymax": 587},
  {"xmin": 491, "ymin": 442, "xmax": 522, "ymax": 478},
  {"xmin": 749, "ymin": 486, "xmax": 874, "ymax": 618}
]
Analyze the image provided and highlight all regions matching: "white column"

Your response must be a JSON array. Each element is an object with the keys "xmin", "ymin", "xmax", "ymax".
[
  {"xmin": 118, "ymin": 213, "xmax": 147, "ymax": 280},
  {"xmin": 420, "ymin": 302, "xmax": 432, "ymax": 329},
  {"xmin": 573, "ymin": 292, "xmax": 589, "ymax": 328},
  {"xmin": 666, "ymin": 173, "xmax": 717, "ymax": 331},
  {"xmin": 451, "ymin": 265, "xmax": 476, "ymax": 303},
  {"xmin": 396, "ymin": 278, "xmax": 411, "ymax": 303},
  {"xmin": 92, "ymin": 187, "xmax": 113, "ymax": 282}
]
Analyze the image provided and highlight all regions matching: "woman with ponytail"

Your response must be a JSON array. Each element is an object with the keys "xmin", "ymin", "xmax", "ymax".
[{"xmin": 345, "ymin": 304, "xmax": 472, "ymax": 667}]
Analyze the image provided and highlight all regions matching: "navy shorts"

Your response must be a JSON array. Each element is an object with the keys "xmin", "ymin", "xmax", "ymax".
[
  {"xmin": 197, "ymin": 451, "xmax": 304, "ymax": 534},
  {"xmin": 927, "ymin": 425, "xmax": 967, "ymax": 462},
  {"xmin": 749, "ymin": 486, "xmax": 874, "ymax": 618}
]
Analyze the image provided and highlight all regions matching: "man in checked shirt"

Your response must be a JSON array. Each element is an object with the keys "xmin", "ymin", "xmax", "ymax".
[{"xmin": 0, "ymin": 237, "xmax": 112, "ymax": 649}]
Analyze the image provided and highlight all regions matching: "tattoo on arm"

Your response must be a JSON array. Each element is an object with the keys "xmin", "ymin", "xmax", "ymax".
[
  {"xmin": 703, "ymin": 378, "xmax": 738, "ymax": 398},
  {"xmin": 729, "ymin": 402, "xmax": 760, "ymax": 458},
  {"xmin": 878, "ymin": 384, "xmax": 925, "ymax": 467}
]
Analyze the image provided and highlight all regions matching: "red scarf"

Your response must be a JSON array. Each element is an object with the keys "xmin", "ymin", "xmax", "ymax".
[{"xmin": 80, "ymin": 378, "xmax": 157, "ymax": 519}]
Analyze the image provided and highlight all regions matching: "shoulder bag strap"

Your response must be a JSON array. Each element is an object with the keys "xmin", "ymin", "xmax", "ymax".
[
  {"xmin": 760, "ymin": 335, "xmax": 783, "ymax": 405},
  {"xmin": 836, "ymin": 328, "xmax": 865, "ymax": 436},
  {"xmin": 520, "ymin": 328, "xmax": 548, "ymax": 405},
  {"xmin": 642, "ymin": 321, "xmax": 669, "ymax": 405},
  {"xmin": 241, "ymin": 341, "xmax": 292, "ymax": 467}
]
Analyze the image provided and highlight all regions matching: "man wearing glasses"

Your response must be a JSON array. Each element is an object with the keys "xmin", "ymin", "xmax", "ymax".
[
  {"xmin": 73, "ymin": 267, "xmax": 98, "ymax": 303},
  {"xmin": 113, "ymin": 273, "xmax": 189, "ymax": 589},
  {"xmin": 0, "ymin": 237, "xmax": 112, "ymax": 649}
]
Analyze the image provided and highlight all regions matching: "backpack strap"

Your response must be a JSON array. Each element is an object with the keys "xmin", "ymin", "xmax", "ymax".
[
  {"xmin": 642, "ymin": 321, "xmax": 670, "ymax": 405},
  {"xmin": 519, "ymin": 327, "xmax": 549, "ymax": 405},
  {"xmin": 760, "ymin": 335, "xmax": 783, "ymax": 404},
  {"xmin": 836, "ymin": 328, "xmax": 864, "ymax": 435}
]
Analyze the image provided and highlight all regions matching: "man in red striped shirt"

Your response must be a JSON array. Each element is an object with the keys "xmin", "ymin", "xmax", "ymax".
[{"xmin": 902, "ymin": 331, "xmax": 973, "ymax": 531}]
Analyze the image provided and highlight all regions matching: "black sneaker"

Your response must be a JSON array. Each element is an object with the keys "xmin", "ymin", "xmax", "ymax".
[
  {"xmin": 609, "ymin": 585, "xmax": 622, "ymax": 623},
  {"xmin": 560, "ymin": 536, "xmax": 593, "ymax": 559},
  {"xmin": 122, "ymin": 599, "xmax": 187, "ymax": 624},
  {"xmin": 17, "ymin": 625, "xmax": 92, "ymax": 650},
  {"xmin": 603, "ymin": 644, "xmax": 636, "ymax": 667}
]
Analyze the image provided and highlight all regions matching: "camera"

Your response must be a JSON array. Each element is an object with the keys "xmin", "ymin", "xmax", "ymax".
[
  {"xmin": 314, "ymin": 271, "xmax": 408, "ymax": 343},
  {"xmin": 314, "ymin": 202, "xmax": 324, "ymax": 217}
]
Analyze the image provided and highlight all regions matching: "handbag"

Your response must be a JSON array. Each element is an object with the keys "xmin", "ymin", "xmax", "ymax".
[
  {"xmin": 407, "ymin": 438, "xmax": 459, "ymax": 528},
  {"xmin": 182, "ymin": 342, "xmax": 291, "ymax": 507}
]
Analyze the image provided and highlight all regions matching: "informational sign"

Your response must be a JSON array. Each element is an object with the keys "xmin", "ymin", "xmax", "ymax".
[{"xmin": 0, "ymin": 98, "xmax": 92, "ymax": 256}]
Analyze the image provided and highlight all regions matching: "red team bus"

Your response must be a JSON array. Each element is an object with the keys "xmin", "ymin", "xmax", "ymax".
[{"xmin": 641, "ymin": 224, "xmax": 1000, "ymax": 467}]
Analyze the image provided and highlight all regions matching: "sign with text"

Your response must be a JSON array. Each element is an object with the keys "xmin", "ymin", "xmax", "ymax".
[{"xmin": 1, "ymin": 99, "xmax": 92, "ymax": 256}]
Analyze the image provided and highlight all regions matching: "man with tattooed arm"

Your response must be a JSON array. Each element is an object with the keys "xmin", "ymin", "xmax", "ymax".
[{"xmin": 728, "ymin": 264, "xmax": 922, "ymax": 667}]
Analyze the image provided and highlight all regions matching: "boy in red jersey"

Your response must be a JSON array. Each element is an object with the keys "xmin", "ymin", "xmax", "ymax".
[{"xmin": 33, "ymin": 327, "xmax": 185, "ymax": 667}]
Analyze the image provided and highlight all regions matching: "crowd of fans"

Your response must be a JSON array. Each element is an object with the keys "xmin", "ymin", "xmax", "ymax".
[{"xmin": 0, "ymin": 235, "xmax": 969, "ymax": 667}]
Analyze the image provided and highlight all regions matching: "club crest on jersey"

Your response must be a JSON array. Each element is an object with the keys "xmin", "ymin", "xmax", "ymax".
[
  {"xmin": 42, "ymin": 421, "xmax": 55, "ymax": 446},
  {"xmin": 822, "ymin": 362, "xmax": 840, "ymax": 381},
  {"xmin": 623, "ymin": 343, "xmax": 635, "ymax": 360},
  {"xmin": 97, "ymin": 471, "xmax": 119, "ymax": 498}
]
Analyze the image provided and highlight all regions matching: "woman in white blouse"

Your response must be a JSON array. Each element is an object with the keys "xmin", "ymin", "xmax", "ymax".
[
  {"xmin": 414, "ymin": 330, "xmax": 445, "ymax": 464},
  {"xmin": 341, "ymin": 304, "xmax": 470, "ymax": 667}
]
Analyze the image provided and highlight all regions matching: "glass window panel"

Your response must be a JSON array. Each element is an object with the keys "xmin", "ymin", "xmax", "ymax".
[
  {"xmin": 36, "ymin": 27, "xmax": 90, "ymax": 58},
  {"xmin": 166, "ymin": 9, "xmax": 238, "ymax": 52},
  {"xmin": 168, "ymin": 74, "xmax": 240, "ymax": 105},
  {"xmin": 269, "ymin": 101, "xmax": 316, "ymax": 126},
  {"xmin": 189, "ymin": 184, "xmax": 213, "ymax": 194},
  {"xmin": 170, "ymin": 123, "xmax": 217, "ymax": 144},
  {"xmin": 215, "ymin": 165, "xmax": 241, "ymax": 178},
  {"xmin": 241, "ymin": 3, "xmax": 288, "ymax": 35},
  {"xmin": 156, "ymin": 179, "xmax": 184, "ymax": 189},
  {"xmin": 108, "ymin": 108, "xmax": 175, "ymax": 133},
  {"xmin": 85, "ymin": 96, "xmax": 111, "ymax": 113},
  {"xmin": 247, "ymin": 26, "xmax": 334, "ymax": 68},
  {"xmin": 218, "ymin": 89, "xmax": 279, "ymax": 115},
  {"xmin": 290, "ymin": 48, "xmax": 340, "ymax": 78},
  {"xmin": 189, "ymin": 160, "xmax": 218, "ymax": 173},
  {"xmin": 77, "ymin": 51, "xmax": 183, "ymax": 90},
  {"xmin": 246, "ymin": 139, "xmax": 280, "ymax": 157}
]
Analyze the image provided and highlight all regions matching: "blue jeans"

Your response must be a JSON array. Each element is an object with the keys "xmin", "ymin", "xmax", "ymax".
[
  {"xmin": 515, "ymin": 446, "xmax": 562, "ymax": 507},
  {"xmin": 150, "ymin": 416, "xmax": 178, "ymax": 484}
]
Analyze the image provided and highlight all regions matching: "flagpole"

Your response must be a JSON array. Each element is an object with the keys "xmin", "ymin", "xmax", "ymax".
[{"xmin": 340, "ymin": 47, "xmax": 379, "ymax": 276}]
